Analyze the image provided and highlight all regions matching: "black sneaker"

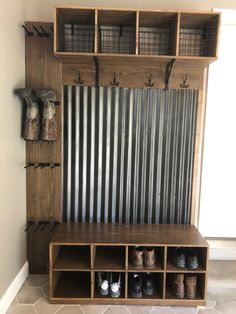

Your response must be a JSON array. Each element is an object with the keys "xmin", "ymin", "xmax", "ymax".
[
  {"xmin": 97, "ymin": 272, "xmax": 109, "ymax": 296},
  {"xmin": 131, "ymin": 273, "xmax": 142, "ymax": 298},
  {"xmin": 110, "ymin": 272, "xmax": 121, "ymax": 298},
  {"xmin": 143, "ymin": 272, "xmax": 154, "ymax": 296}
]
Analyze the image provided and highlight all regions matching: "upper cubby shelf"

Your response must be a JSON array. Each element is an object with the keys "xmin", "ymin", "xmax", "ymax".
[{"xmin": 54, "ymin": 7, "xmax": 220, "ymax": 66}]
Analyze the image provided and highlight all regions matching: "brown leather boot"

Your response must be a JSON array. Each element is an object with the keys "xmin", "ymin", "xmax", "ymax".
[
  {"xmin": 173, "ymin": 274, "xmax": 184, "ymax": 299},
  {"xmin": 185, "ymin": 274, "xmax": 197, "ymax": 299},
  {"xmin": 144, "ymin": 247, "xmax": 156, "ymax": 269},
  {"xmin": 130, "ymin": 247, "xmax": 143, "ymax": 267}
]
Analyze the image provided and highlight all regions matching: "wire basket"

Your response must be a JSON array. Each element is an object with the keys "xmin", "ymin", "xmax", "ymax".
[
  {"xmin": 63, "ymin": 24, "xmax": 95, "ymax": 52},
  {"xmin": 99, "ymin": 25, "xmax": 136, "ymax": 54},
  {"xmin": 139, "ymin": 27, "xmax": 175, "ymax": 55},
  {"xmin": 179, "ymin": 16, "xmax": 218, "ymax": 57}
]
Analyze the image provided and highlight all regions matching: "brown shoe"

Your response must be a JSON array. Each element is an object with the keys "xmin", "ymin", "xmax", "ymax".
[
  {"xmin": 173, "ymin": 274, "xmax": 184, "ymax": 299},
  {"xmin": 144, "ymin": 247, "xmax": 156, "ymax": 269},
  {"xmin": 130, "ymin": 247, "xmax": 143, "ymax": 267},
  {"xmin": 185, "ymin": 274, "xmax": 197, "ymax": 299}
]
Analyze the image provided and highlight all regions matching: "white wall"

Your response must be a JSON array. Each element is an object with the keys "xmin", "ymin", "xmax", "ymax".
[
  {"xmin": 25, "ymin": 0, "xmax": 236, "ymax": 22},
  {"xmin": 199, "ymin": 10, "xmax": 236, "ymax": 238},
  {"xmin": 0, "ymin": 0, "xmax": 26, "ymax": 299}
]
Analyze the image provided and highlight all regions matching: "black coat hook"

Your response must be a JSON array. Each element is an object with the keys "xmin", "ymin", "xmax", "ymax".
[
  {"xmin": 24, "ymin": 221, "xmax": 34, "ymax": 232},
  {"xmin": 74, "ymin": 71, "xmax": 84, "ymax": 85},
  {"xmin": 50, "ymin": 26, "xmax": 54, "ymax": 33},
  {"xmin": 22, "ymin": 25, "xmax": 33, "ymax": 36},
  {"xmin": 146, "ymin": 73, "xmax": 154, "ymax": 87},
  {"xmin": 33, "ymin": 26, "xmax": 45, "ymax": 37},
  {"xmin": 180, "ymin": 74, "xmax": 189, "ymax": 89},
  {"xmin": 24, "ymin": 162, "xmax": 34, "ymax": 168},
  {"xmin": 111, "ymin": 72, "xmax": 119, "ymax": 86},
  {"xmin": 40, "ymin": 26, "xmax": 50, "ymax": 37}
]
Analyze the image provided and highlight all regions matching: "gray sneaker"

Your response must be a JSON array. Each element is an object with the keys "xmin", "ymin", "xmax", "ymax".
[
  {"xmin": 110, "ymin": 273, "xmax": 121, "ymax": 298},
  {"xmin": 98, "ymin": 272, "xmax": 109, "ymax": 296}
]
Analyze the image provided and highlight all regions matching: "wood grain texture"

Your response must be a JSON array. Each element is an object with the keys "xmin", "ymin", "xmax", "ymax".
[
  {"xmin": 25, "ymin": 22, "xmax": 62, "ymax": 222},
  {"xmin": 50, "ymin": 223, "xmax": 208, "ymax": 246}
]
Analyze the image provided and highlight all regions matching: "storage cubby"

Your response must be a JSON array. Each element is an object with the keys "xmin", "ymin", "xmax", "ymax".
[
  {"xmin": 179, "ymin": 13, "xmax": 219, "ymax": 57},
  {"xmin": 50, "ymin": 224, "xmax": 208, "ymax": 305},
  {"xmin": 128, "ymin": 246, "xmax": 165, "ymax": 271},
  {"xmin": 94, "ymin": 272, "xmax": 125, "ymax": 299},
  {"xmin": 93, "ymin": 246, "xmax": 126, "ymax": 270},
  {"xmin": 97, "ymin": 10, "xmax": 136, "ymax": 54},
  {"xmin": 166, "ymin": 247, "xmax": 207, "ymax": 272},
  {"xmin": 52, "ymin": 245, "xmax": 91, "ymax": 271},
  {"xmin": 55, "ymin": 8, "xmax": 95, "ymax": 52},
  {"xmin": 165, "ymin": 273, "xmax": 205, "ymax": 300},
  {"xmin": 53, "ymin": 271, "xmax": 91, "ymax": 298},
  {"xmin": 128, "ymin": 272, "xmax": 164, "ymax": 299},
  {"xmin": 139, "ymin": 12, "xmax": 178, "ymax": 55}
]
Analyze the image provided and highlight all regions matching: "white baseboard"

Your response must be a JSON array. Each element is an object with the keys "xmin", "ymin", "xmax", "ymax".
[
  {"xmin": 208, "ymin": 239, "xmax": 236, "ymax": 260},
  {"xmin": 0, "ymin": 261, "xmax": 29, "ymax": 314}
]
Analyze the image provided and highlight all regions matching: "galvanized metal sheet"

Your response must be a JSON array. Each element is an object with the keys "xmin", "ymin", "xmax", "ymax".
[{"xmin": 63, "ymin": 87, "xmax": 198, "ymax": 224}]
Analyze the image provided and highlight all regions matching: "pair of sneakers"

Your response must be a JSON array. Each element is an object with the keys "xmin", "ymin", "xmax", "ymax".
[{"xmin": 97, "ymin": 272, "xmax": 121, "ymax": 298}]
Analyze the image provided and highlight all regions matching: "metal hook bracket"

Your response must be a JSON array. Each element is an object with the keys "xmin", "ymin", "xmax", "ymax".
[
  {"xmin": 111, "ymin": 72, "xmax": 119, "ymax": 87},
  {"xmin": 180, "ymin": 74, "xmax": 189, "ymax": 89},
  {"xmin": 94, "ymin": 57, "xmax": 99, "ymax": 87},
  {"xmin": 164, "ymin": 59, "xmax": 175, "ymax": 90},
  {"xmin": 146, "ymin": 73, "xmax": 154, "ymax": 87},
  {"xmin": 74, "ymin": 71, "xmax": 84, "ymax": 85},
  {"xmin": 22, "ymin": 25, "xmax": 33, "ymax": 36}
]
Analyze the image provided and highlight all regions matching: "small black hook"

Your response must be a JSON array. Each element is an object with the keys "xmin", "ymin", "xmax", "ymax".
[
  {"xmin": 40, "ymin": 26, "xmax": 50, "ymax": 37},
  {"xmin": 50, "ymin": 26, "xmax": 54, "ymax": 33},
  {"xmin": 111, "ymin": 72, "xmax": 119, "ymax": 86},
  {"xmin": 33, "ymin": 26, "xmax": 44, "ymax": 37},
  {"xmin": 24, "ymin": 162, "xmax": 34, "ymax": 168},
  {"xmin": 146, "ymin": 73, "xmax": 154, "ymax": 87},
  {"xmin": 24, "ymin": 221, "xmax": 34, "ymax": 232},
  {"xmin": 74, "ymin": 71, "xmax": 84, "ymax": 85},
  {"xmin": 22, "ymin": 25, "xmax": 33, "ymax": 36},
  {"xmin": 180, "ymin": 74, "xmax": 189, "ymax": 89}
]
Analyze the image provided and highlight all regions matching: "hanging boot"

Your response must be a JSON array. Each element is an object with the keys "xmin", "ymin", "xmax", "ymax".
[
  {"xmin": 36, "ymin": 89, "xmax": 57, "ymax": 142},
  {"xmin": 15, "ymin": 88, "xmax": 40, "ymax": 141}
]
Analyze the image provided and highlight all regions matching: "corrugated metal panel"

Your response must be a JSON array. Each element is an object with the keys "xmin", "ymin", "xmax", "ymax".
[{"xmin": 63, "ymin": 87, "xmax": 198, "ymax": 224}]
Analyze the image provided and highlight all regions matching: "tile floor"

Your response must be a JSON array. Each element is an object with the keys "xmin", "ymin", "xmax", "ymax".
[{"xmin": 7, "ymin": 261, "xmax": 236, "ymax": 314}]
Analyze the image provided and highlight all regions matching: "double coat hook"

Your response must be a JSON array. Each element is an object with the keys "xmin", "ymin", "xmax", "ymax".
[
  {"xmin": 180, "ymin": 74, "xmax": 189, "ymax": 89},
  {"xmin": 111, "ymin": 72, "xmax": 119, "ymax": 86},
  {"xmin": 146, "ymin": 74, "xmax": 154, "ymax": 87}
]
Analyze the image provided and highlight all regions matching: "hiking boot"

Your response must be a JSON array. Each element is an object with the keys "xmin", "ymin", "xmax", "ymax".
[
  {"xmin": 185, "ymin": 274, "xmax": 197, "ymax": 299},
  {"xmin": 144, "ymin": 247, "xmax": 156, "ymax": 269},
  {"xmin": 110, "ymin": 272, "xmax": 121, "ymax": 298},
  {"xmin": 15, "ymin": 88, "xmax": 40, "ymax": 142},
  {"xmin": 130, "ymin": 246, "xmax": 144, "ymax": 268},
  {"xmin": 173, "ymin": 273, "xmax": 184, "ymax": 299},
  {"xmin": 130, "ymin": 273, "xmax": 142, "ymax": 298},
  {"xmin": 187, "ymin": 250, "xmax": 198, "ymax": 270},
  {"xmin": 97, "ymin": 272, "xmax": 109, "ymax": 296},
  {"xmin": 143, "ymin": 272, "xmax": 154, "ymax": 296},
  {"xmin": 174, "ymin": 248, "xmax": 186, "ymax": 269},
  {"xmin": 36, "ymin": 89, "xmax": 57, "ymax": 142}
]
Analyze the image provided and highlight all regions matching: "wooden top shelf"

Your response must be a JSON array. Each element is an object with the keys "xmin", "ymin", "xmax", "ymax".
[
  {"xmin": 54, "ymin": 6, "xmax": 220, "ymax": 66},
  {"xmin": 51, "ymin": 223, "xmax": 208, "ymax": 247}
]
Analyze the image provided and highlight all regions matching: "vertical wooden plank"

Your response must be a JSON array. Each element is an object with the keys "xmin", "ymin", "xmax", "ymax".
[
  {"xmin": 95, "ymin": 9, "xmax": 98, "ymax": 53},
  {"xmin": 136, "ymin": 11, "xmax": 139, "ymax": 55},
  {"xmin": 176, "ymin": 13, "xmax": 181, "ymax": 56},
  {"xmin": 190, "ymin": 68, "xmax": 208, "ymax": 225}
]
